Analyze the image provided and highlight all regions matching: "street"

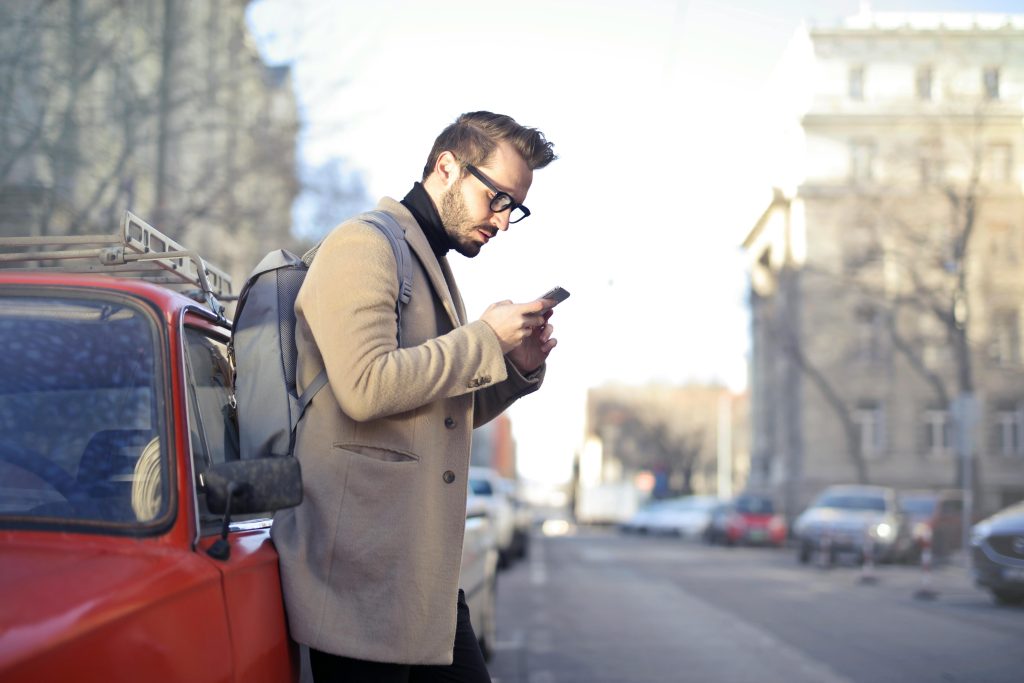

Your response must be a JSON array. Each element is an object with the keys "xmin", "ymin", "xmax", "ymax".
[{"xmin": 486, "ymin": 525, "xmax": 1024, "ymax": 683}]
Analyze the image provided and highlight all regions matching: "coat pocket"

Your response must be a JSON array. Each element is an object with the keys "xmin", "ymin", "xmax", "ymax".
[
  {"xmin": 329, "ymin": 446, "xmax": 423, "ymax": 585},
  {"xmin": 334, "ymin": 442, "xmax": 419, "ymax": 463}
]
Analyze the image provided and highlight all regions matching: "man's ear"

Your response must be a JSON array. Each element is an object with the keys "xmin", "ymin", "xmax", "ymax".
[{"xmin": 436, "ymin": 151, "xmax": 460, "ymax": 188}]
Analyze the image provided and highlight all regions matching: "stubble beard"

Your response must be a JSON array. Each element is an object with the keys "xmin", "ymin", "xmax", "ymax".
[{"xmin": 440, "ymin": 181, "xmax": 484, "ymax": 258}]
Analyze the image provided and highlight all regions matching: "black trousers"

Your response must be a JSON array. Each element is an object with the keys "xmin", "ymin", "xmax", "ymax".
[{"xmin": 309, "ymin": 590, "xmax": 491, "ymax": 683}]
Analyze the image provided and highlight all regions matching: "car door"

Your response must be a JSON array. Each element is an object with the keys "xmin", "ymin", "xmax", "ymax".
[{"xmin": 182, "ymin": 316, "xmax": 298, "ymax": 683}]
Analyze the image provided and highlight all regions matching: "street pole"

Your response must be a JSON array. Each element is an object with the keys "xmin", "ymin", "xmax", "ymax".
[{"xmin": 952, "ymin": 393, "xmax": 977, "ymax": 568}]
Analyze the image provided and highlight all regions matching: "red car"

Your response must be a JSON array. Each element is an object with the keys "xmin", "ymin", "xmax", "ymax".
[
  {"xmin": 709, "ymin": 494, "xmax": 787, "ymax": 547},
  {"xmin": 0, "ymin": 216, "xmax": 302, "ymax": 682}
]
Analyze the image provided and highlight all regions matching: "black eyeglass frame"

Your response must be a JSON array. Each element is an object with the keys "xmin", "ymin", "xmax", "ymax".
[{"xmin": 463, "ymin": 164, "xmax": 531, "ymax": 223}]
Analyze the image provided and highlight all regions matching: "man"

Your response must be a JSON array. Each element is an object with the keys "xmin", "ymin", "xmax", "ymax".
[{"xmin": 271, "ymin": 111, "xmax": 558, "ymax": 682}]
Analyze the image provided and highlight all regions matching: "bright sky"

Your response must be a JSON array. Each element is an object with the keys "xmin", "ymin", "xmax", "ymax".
[{"xmin": 248, "ymin": 0, "xmax": 1021, "ymax": 485}]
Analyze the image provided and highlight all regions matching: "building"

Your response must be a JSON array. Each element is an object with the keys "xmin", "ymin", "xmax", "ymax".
[
  {"xmin": 471, "ymin": 413, "xmax": 517, "ymax": 479},
  {"xmin": 574, "ymin": 383, "xmax": 749, "ymax": 522},
  {"xmin": 743, "ymin": 10, "xmax": 1024, "ymax": 520},
  {"xmin": 0, "ymin": 1, "xmax": 300, "ymax": 287}
]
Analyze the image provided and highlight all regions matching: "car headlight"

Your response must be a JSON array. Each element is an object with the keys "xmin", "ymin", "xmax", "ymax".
[{"xmin": 872, "ymin": 522, "xmax": 894, "ymax": 540}]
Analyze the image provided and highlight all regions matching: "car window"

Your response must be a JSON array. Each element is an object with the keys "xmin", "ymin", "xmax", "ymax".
[
  {"xmin": 470, "ymin": 478, "xmax": 494, "ymax": 496},
  {"xmin": 736, "ymin": 496, "xmax": 774, "ymax": 514},
  {"xmin": 183, "ymin": 327, "xmax": 240, "ymax": 530},
  {"xmin": 816, "ymin": 493, "xmax": 887, "ymax": 511},
  {"xmin": 0, "ymin": 292, "xmax": 167, "ymax": 528},
  {"xmin": 939, "ymin": 499, "xmax": 962, "ymax": 515},
  {"xmin": 900, "ymin": 497, "xmax": 937, "ymax": 515}
]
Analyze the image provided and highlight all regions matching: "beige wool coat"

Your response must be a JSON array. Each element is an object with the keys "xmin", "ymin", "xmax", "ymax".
[{"xmin": 271, "ymin": 197, "xmax": 543, "ymax": 664}]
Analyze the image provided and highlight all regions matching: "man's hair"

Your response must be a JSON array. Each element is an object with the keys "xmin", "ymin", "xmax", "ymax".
[{"xmin": 421, "ymin": 111, "xmax": 557, "ymax": 181}]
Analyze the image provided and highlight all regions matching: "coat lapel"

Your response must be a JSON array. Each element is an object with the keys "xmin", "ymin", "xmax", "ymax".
[{"xmin": 382, "ymin": 198, "xmax": 462, "ymax": 327}]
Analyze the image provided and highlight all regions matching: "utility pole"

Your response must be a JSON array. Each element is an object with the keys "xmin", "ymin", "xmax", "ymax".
[{"xmin": 952, "ymin": 393, "xmax": 977, "ymax": 567}]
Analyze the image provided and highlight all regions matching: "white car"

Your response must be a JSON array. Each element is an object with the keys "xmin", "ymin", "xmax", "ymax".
[
  {"xmin": 468, "ymin": 466, "xmax": 517, "ymax": 566},
  {"xmin": 462, "ymin": 492, "xmax": 499, "ymax": 660},
  {"xmin": 622, "ymin": 495, "xmax": 721, "ymax": 538}
]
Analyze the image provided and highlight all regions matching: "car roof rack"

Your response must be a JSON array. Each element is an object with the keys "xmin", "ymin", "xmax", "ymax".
[{"xmin": 0, "ymin": 211, "xmax": 232, "ymax": 316}]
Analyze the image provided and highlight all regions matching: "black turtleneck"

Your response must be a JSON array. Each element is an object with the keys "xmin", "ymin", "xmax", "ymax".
[{"xmin": 401, "ymin": 182, "xmax": 453, "ymax": 259}]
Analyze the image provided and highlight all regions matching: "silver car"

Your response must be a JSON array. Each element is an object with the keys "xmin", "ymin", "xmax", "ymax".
[
  {"xmin": 794, "ymin": 485, "xmax": 912, "ymax": 564},
  {"xmin": 970, "ymin": 501, "xmax": 1024, "ymax": 605}
]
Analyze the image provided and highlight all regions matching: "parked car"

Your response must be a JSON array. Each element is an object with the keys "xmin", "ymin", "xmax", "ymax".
[
  {"xmin": 970, "ymin": 500, "xmax": 1024, "ymax": 605},
  {"xmin": 899, "ymin": 489, "xmax": 964, "ymax": 561},
  {"xmin": 468, "ymin": 466, "xmax": 517, "ymax": 566},
  {"xmin": 500, "ymin": 477, "xmax": 533, "ymax": 560},
  {"xmin": 0, "ymin": 217, "xmax": 500, "ymax": 680},
  {"xmin": 0, "ymin": 218, "xmax": 302, "ymax": 682},
  {"xmin": 462, "ymin": 493, "xmax": 499, "ymax": 659},
  {"xmin": 706, "ymin": 494, "xmax": 786, "ymax": 547},
  {"xmin": 793, "ymin": 484, "xmax": 912, "ymax": 564},
  {"xmin": 621, "ymin": 495, "xmax": 720, "ymax": 538}
]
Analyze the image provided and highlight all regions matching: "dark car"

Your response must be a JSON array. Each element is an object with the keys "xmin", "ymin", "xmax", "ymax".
[
  {"xmin": 706, "ymin": 494, "xmax": 786, "ymax": 547},
  {"xmin": 970, "ymin": 501, "xmax": 1024, "ymax": 605},
  {"xmin": 793, "ymin": 484, "xmax": 913, "ymax": 565},
  {"xmin": 899, "ymin": 489, "xmax": 964, "ymax": 561}
]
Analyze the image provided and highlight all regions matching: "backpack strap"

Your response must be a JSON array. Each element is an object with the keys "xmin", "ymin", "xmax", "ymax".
[
  {"xmin": 363, "ymin": 210, "xmax": 414, "ymax": 346},
  {"xmin": 297, "ymin": 210, "xmax": 413, "ymax": 417}
]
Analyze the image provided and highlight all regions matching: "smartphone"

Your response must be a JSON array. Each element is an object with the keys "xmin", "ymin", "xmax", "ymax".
[{"xmin": 539, "ymin": 286, "xmax": 570, "ymax": 312}]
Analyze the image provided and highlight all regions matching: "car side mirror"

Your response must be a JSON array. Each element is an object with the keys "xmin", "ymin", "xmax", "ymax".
[
  {"xmin": 203, "ymin": 457, "xmax": 303, "ymax": 560},
  {"xmin": 205, "ymin": 457, "xmax": 303, "ymax": 515}
]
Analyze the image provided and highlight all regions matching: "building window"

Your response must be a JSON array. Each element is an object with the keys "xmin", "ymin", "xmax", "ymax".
[
  {"xmin": 992, "ymin": 403, "xmax": 1024, "ymax": 457},
  {"xmin": 850, "ymin": 139, "xmax": 876, "ymax": 182},
  {"xmin": 991, "ymin": 309, "xmax": 1021, "ymax": 366},
  {"xmin": 983, "ymin": 143, "xmax": 1013, "ymax": 185},
  {"xmin": 855, "ymin": 401, "xmax": 886, "ymax": 459},
  {"xmin": 983, "ymin": 67, "xmax": 1000, "ymax": 100},
  {"xmin": 923, "ymin": 408, "xmax": 951, "ymax": 458},
  {"xmin": 855, "ymin": 306, "xmax": 885, "ymax": 363},
  {"xmin": 916, "ymin": 66, "xmax": 933, "ymax": 100},
  {"xmin": 989, "ymin": 223, "xmax": 1020, "ymax": 264},
  {"xmin": 849, "ymin": 66, "xmax": 865, "ymax": 100}
]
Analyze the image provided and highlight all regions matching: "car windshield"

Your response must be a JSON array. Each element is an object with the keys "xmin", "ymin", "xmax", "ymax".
[
  {"xmin": 0, "ymin": 292, "xmax": 167, "ymax": 529},
  {"xmin": 900, "ymin": 497, "xmax": 937, "ymax": 515},
  {"xmin": 815, "ymin": 493, "xmax": 887, "ymax": 511},
  {"xmin": 736, "ymin": 496, "xmax": 774, "ymax": 514},
  {"xmin": 470, "ymin": 478, "xmax": 494, "ymax": 496}
]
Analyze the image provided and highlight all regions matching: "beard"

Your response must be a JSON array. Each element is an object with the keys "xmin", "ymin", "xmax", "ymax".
[{"xmin": 439, "ymin": 181, "xmax": 488, "ymax": 258}]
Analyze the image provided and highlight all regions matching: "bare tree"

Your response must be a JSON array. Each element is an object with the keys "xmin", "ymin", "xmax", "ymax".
[{"xmin": 0, "ymin": 0, "xmax": 304, "ymax": 283}]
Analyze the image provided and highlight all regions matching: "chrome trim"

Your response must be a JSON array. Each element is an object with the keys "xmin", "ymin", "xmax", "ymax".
[
  {"xmin": 229, "ymin": 518, "xmax": 274, "ymax": 532},
  {"xmin": 180, "ymin": 311, "xmax": 204, "ymax": 551}
]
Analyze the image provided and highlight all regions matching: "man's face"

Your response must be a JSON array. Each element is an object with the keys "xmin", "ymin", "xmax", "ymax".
[{"xmin": 439, "ymin": 141, "xmax": 533, "ymax": 258}]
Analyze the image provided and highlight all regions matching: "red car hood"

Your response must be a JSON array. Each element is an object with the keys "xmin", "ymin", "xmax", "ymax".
[
  {"xmin": 738, "ymin": 513, "xmax": 775, "ymax": 527},
  {"xmin": 0, "ymin": 534, "xmax": 215, "ymax": 672}
]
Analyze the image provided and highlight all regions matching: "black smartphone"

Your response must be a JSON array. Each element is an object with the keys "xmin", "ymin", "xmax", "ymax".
[{"xmin": 539, "ymin": 286, "xmax": 570, "ymax": 312}]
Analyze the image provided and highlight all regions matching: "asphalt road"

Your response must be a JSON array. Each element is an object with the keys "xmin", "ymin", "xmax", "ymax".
[{"xmin": 486, "ymin": 525, "xmax": 1024, "ymax": 683}]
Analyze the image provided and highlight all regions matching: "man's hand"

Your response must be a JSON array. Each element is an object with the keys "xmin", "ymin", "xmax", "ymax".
[
  {"xmin": 508, "ymin": 310, "xmax": 556, "ymax": 374},
  {"xmin": 479, "ymin": 299, "xmax": 558, "ymax": 374}
]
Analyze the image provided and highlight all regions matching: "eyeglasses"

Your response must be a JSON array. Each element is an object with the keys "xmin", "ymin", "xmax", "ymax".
[{"xmin": 464, "ymin": 164, "xmax": 531, "ymax": 223}]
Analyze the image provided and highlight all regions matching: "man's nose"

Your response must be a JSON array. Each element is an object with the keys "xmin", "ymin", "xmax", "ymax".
[{"xmin": 492, "ymin": 211, "xmax": 511, "ymax": 232}]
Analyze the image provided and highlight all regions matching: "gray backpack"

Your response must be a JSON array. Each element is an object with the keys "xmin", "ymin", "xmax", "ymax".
[{"xmin": 231, "ymin": 210, "xmax": 413, "ymax": 460}]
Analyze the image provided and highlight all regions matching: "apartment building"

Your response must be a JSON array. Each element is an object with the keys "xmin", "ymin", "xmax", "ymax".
[{"xmin": 743, "ymin": 10, "xmax": 1024, "ymax": 519}]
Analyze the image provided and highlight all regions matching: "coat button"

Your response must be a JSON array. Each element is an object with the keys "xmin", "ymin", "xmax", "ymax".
[
  {"xmin": 443, "ymin": 470, "xmax": 456, "ymax": 484},
  {"xmin": 444, "ymin": 417, "xmax": 456, "ymax": 429}
]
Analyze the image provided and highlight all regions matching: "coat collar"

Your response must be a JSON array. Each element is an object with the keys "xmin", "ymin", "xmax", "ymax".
[{"xmin": 376, "ymin": 197, "xmax": 465, "ymax": 327}]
